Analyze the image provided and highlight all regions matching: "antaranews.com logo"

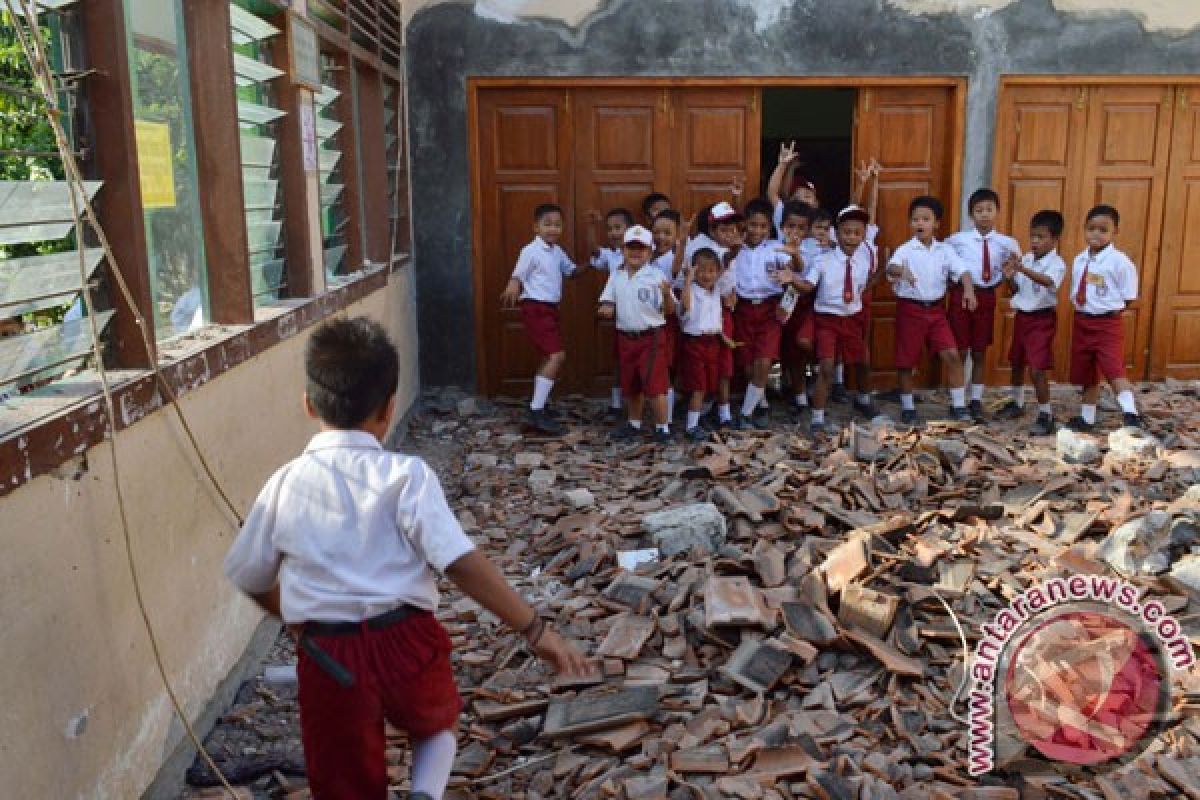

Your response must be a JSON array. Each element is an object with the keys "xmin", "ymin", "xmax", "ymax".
[{"xmin": 967, "ymin": 573, "xmax": 1195, "ymax": 776}]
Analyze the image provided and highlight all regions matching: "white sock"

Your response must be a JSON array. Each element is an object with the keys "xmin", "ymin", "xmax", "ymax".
[
  {"xmin": 1081, "ymin": 404, "xmax": 1097, "ymax": 424},
  {"xmin": 812, "ymin": 408, "xmax": 825, "ymax": 424},
  {"xmin": 835, "ymin": 363, "xmax": 845, "ymax": 384},
  {"xmin": 794, "ymin": 393, "xmax": 808, "ymax": 407},
  {"xmin": 961, "ymin": 353, "xmax": 973, "ymax": 381},
  {"xmin": 666, "ymin": 388, "xmax": 676, "ymax": 419},
  {"xmin": 610, "ymin": 387, "xmax": 622, "ymax": 409},
  {"xmin": 857, "ymin": 393, "xmax": 871, "ymax": 405},
  {"xmin": 901, "ymin": 394, "xmax": 915, "ymax": 411},
  {"xmin": 531, "ymin": 376, "xmax": 554, "ymax": 411},
  {"xmin": 950, "ymin": 387, "xmax": 966, "ymax": 408},
  {"xmin": 1117, "ymin": 390, "xmax": 1137, "ymax": 414},
  {"xmin": 718, "ymin": 404, "xmax": 733, "ymax": 422},
  {"xmin": 687, "ymin": 411, "xmax": 701, "ymax": 430},
  {"xmin": 656, "ymin": 423, "xmax": 670, "ymax": 433},
  {"xmin": 1011, "ymin": 386, "xmax": 1025, "ymax": 407},
  {"xmin": 411, "ymin": 730, "xmax": 457, "ymax": 798},
  {"xmin": 970, "ymin": 384, "xmax": 985, "ymax": 402},
  {"xmin": 741, "ymin": 385, "xmax": 763, "ymax": 417},
  {"xmin": 1038, "ymin": 404, "xmax": 1052, "ymax": 415}
]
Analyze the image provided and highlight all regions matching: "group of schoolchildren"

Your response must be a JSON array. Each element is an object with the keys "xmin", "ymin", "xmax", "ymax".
[{"xmin": 502, "ymin": 144, "xmax": 1145, "ymax": 443}]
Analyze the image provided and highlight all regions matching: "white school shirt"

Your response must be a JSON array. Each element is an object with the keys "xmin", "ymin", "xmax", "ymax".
[
  {"xmin": 651, "ymin": 250, "xmax": 678, "ymax": 285},
  {"xmin": 1010, "ymin": 250, "xmax": 1067, "ymax": 313},
  {"xmin": 1070, "ymin": 244, "xmax": 1138, "ymax": 314},
  {"xmin": 511, "ymin": 236, "xmax": 577, "ymax": 303},
  {"xmin": 681, "ymin": 283, "xmax": 725, "ymax": 335},
  {"xmin": 599, "ymin": 266, "xmax": 668, "ymax": 332},
  {"xmin": 801, "ymin": 238, "xmax": 835, "ymax": 271},
  {"xmin": 809, "ymin": 245, "xmax": 876, "ymax": 316},
  {"xmin": 947, "ymin": 228, "xmax": 1021, "ymax": 290},
  {"xmin": 734, "ymin": 239, "xmax": 793, "ymax": 300},
  {"xmin": 888, "ymin": 237, "xmax": 968, "ymax": 303},
  {"xmin": 590, "ymin": 246, "xmax": 623, "ymax": 272},
  {"xmin": 223, "ymin": 431, "xmax": 476, "ymax": 624}
]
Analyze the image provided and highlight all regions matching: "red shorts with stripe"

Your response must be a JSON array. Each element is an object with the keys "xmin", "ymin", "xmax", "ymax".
[
  {"xmin": 1070, "ymin": 313, "xmax": 1126, "ymax": 387},
  {"xmin": 617, "ymin": 327, "xmax": 670, "ymax": 397},
  {"xmin": 519, "ymin": 300, "xmax": 563, "ymax": 357},
  {"xmin": 815, "ymin": 313, "xmax": 868, "ymax": 365},
  {"xmin": 947, "ymin": 285, "xmax": 997, "ymax": 353},
  {"xmin": 720, "ymin": 309, "xmax": 735, "ymax": 379},
  {"xmin": 1009, "ymin": 309, "xmax": 1057, "ymax": 372},
  {"xmin": 733, "ymin": 296, "xmax": 783, "ymax": 370},
  {"xmin": 681, "ymin": 334, "xmax": 722, "ymax": 394},
  {"xmin": 895, "ymin": 299, "xmax": 958, "ymax": 369}
]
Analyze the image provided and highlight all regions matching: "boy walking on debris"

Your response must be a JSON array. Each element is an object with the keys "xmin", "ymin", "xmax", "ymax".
[{"xmin": 224, "ymin": 318, "xmax": 587, "ymax": 800}]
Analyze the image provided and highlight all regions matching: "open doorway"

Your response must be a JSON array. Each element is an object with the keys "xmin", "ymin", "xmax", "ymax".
[{"xmin": 760, "ymin": 88, "xmax": 856, "ymax": 212}]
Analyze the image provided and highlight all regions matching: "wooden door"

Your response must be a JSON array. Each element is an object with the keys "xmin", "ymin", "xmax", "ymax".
[
  {"xmin": 1150, "ymin": 86, "xmax": 1200, "ymax": 378},
  {"xmin": 853, "ymin": 85, "xmax": 958, "ymax": 388},
  {"xmin": 988, "ymin": 85, "xmax": 1090, "ymax": 384},
  {"xmin": 671, "ymin": 87, "xmax": 761, "ymax": 218},
  {"xmin": 569, "ymin": 88, "xmax": 673, "ymax": 395},
  {"xmin": 475, "ymin": 88, "xmax": 573, "ymax": 397}
]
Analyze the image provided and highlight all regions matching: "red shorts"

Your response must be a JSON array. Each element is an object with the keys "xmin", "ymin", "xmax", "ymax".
[
  {"xmin": 786, "ymin": 295, "xmax": 816, "ymax": 347},
  {"xmin": 298, "ymin": 611, "xmax": 460, "ymax": 800},
  {"xmin": 681, "ymin": 334, "xmax": 722, "ymax": 394},
  {"xmin": 1070, "ymin": 313, "xmax": 1126, "ymax": 387},
  {"xmin": 895, "ymin": 299, "xmax": 958, "ymax": 369},
  {"xmin": 519, "ymin": 300, "xmax": 564, "ymax": 357},
  {"xmin": 1009, "ymin": 309, "xmax": 1057, "ymax": 372},
  {"xmin": 815, "ymin": 313, "xmax": 868, "ymax": 365},
  {"xmin": 617, "ymin": 327, "xmax": 670, "ymax": 397},
  {"xmin": 720, "ymin": 309, "xmax": 735, "ymax": 379},
  {"xmin": 733, "ymin": 296, "xmax": 783, "ymax": 369},
  {"xmin": 947, "ymin": 285, "xmax": 997, "ymax": 353}
]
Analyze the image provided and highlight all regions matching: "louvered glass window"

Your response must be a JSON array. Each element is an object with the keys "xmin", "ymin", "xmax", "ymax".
[
  {"xmin": 383, "ymin": 78, "xmax": 409, "ymax": 265},
  {"xmin": 0, "ymin": 1, "xmax": 113, "ymax": 401},
  {"xmin": 316, "ymin": 56, "xmax": 348, "ymax": 283},
  {"xmin": 231, "ymin": 2, "xmax": 286, "ymax": 305}
]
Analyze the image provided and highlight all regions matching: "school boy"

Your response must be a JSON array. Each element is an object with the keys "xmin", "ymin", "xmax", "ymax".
[
  {"xmin": 778, "ymin": 202, "xmax": 816, "ymax": 415},
  {"xmin": 224, "ymin": 318, "xmax": 587, "ymax": 800},
  {"xmin": 651, "ymin": 209, "xmax": 684, "ymax": 420},
  {"xmin": 1066, "ymin": 205, "xmax": 1143, "ymax": 431},
  {"xmin": 996, "ymin": 210, "xmax": 1067, "ymax": 435},
  {"xmin": 590, "ymin": 208, "xmax": 635, "ymax": 416},
  {"xmin": 947, "ymin": 188, "xmax": 1021, "ymax": 420},
  {"xmin": 799, "ymin": 206, "xmax": 882, "ymax": 432},
  {"xmin": 886, "ymin": 195, "xmax": 976, "ymax": 425},
  {"xmin": 683, "ymin": 203, "xmax": 741, "ymax": 427},
  {"xmin": 642, "ymin": 192, "xmax": 671, "ymax": 227},
  {"xmin": 679, "ymin": 248, "xmax": 734, "ymax": 442},
  {"xmin": 729, "ymin": 198, "xmax": 802, "ymax": 430},
  {"xmin": 599, "ymin": 225, "xmax": 677, "ymax": 443},
  {"xmin": 500, "ymin": 203, "xmax": 580, "ymax": 435}
]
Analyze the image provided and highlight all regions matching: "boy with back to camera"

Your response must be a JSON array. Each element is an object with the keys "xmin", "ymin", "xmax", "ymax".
[{"xmin": 224, "ymin": 318, "xmax": 587, "ymax": 800}]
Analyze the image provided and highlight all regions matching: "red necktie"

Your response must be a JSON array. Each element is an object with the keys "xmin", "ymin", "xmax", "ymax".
[
  {"xmin": 981, "ymin": 238, "xmax": 992, "ymax": 283},
  {"xmin": 1075, "ymin": 259, "xmax": 1090, "ymax": 306},
  {"xmin": 843, "ymin": 257, "xmax": 854, "ymax": 304}
]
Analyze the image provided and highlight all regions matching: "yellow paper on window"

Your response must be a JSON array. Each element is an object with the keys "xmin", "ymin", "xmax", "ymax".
[{"xmin": 135, "ymin": 120, "xmax": 176, "ymax": 209}]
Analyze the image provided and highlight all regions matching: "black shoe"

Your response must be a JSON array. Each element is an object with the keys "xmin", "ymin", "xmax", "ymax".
[
  {"xmin": 754, "ymin": 407, "xmax": 771, "ymax": 427},
  {"xmin": 526, "ymin": 409, "xmax": 564, "ymax": 435},
  {"xmin": 952, "ymin": 405, "xmax": 973, "ymax": 423},
  {"xmin": 996, "ymin": 401, "xmax": 1024, "ymax": 420},
  {"xmin": 1067, "ymin": 416, "xmax": 1095, "ymax": 433},
  {"xmin": 791, "ymin": 402, "xmax": 809, "ymax": 419},
  {"xmin": 685, "ymin": 426, "xmax": 709, "ymax": 443},
  {"xmin": 604, "ymin": 405, "xmax": 623, "ymax": 421},
  {"xmin": 831, "ymin": 383, "xmax": 849, "ymax": 404},
  {"xmin": 1122, "ymin": 412, "xmax": 1144, "ymax": 429},
  {"xmin": 653, "ymin": 428, "xmax": 675, "ymax": 444},
  {"xmin": 809, "ymin": 419, "xmax": 828, "ymax": 435},
  {"xmin": 733, "ymin": 414, "xmax": 757, "ymax": 431},
  {"xmin": 900, "ymin": 409, "xmax": 919, "ymax": 426},
  {"xmin": 852, "ymin": 397, "xmax": 878, "ymax": 418},
  {"xmin": 1033, "ymin": 412, "xmax": 1056, "ymax": 435},
  {"xmin": 969, "ymin": 399, "xmax": 986, "ymax": 422},
  {"xmin": 610, "ymin": 422, "xmax": 643, "ymax": 441}
]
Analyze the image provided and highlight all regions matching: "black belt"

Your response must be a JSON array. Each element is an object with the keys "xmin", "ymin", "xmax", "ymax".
[
  {"xmin": 305, "ymin": 604, "xmax": 422, "ymax": 637},
  {"xmin": 739, "ymin": 295, "xmax": 780, "ymax": 306},
  {"xmin": 521, "ymin": 299, "xmax": 558, "ymax": 308},
  {"xmin": 1016, "ymin": 308, "xmax": 1056, "ymax": 316},
  {"xmin": 900, "ymin": 297, "xmax": 943, "ymax": 309},
  {"xmin": 619, "ymin": 326, "xmax": 664, "ymax": 339},
  {"xmin": 1079, "ymin": 311, "xmax": 1120, "ymax": 319}
]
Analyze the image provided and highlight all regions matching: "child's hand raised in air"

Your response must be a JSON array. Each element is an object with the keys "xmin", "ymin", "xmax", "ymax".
[
  {"xmin": 731, "ymin": 175, "xmax": 745, "ymax": 198},
  {"xmin": 500, "ymin": 279, "xmax": 521, "ymax": 310},
  {"xmin": 778, "ymin": 140, "xmax": 798, "ymax": 165}
]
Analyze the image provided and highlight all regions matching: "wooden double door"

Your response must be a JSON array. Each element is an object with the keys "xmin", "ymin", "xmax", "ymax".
[
  {"xmin": 989, "ymin": 81, "xmax": 1200, "ymax": 382},
  {"xmin": 474, "ymin": 82, "xmax": 962, "ymax": 396}
]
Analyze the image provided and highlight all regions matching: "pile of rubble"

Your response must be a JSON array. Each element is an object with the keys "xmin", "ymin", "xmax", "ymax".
[{"xmin": 185, "ymin": 385, "xmax": 1200, "ymax": 799}]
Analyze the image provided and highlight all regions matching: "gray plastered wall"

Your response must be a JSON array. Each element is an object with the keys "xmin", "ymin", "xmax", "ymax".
[{"xmin": 406, "ymin": 0, "xmax": 1200, "ymax": 390}]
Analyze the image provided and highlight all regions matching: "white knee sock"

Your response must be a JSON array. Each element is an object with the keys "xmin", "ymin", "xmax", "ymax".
[
  {"xmin": 610, "ymin": 387, "xmax": 622, "ymax": 409},
  {"xmin": 741, "ymin": 385, "xmax": 763, "ymax": 417},
  {"xmin": 1011, "ymin": 386, "xmax": 1025, "ymax": 407},
  {"xmin": 793, "ymin": 392, "xmax": 808, "ymax": 407},
  {"xmin": 811, "ymin": 408, "xmax": 825, "ymax": 424},
  {"xmin": 970, "ymin": 384, "xmax": 985, "ymax": 402},
  {"xmin": 1038, "ymin": 403, "xmax": 1052, "ymax": 415},
  {"xmin": 1081, "ymin": 404, "xmax": 1097, "ymax": 424},
  {"xmin": 834, "ymin": 363, "xmax": 845, "ymax": 384},
  {"xmin": 1117, "ymin": 390, "xmax": 1137, "ymax": 414},
  {"xmin": 531, "ymin": 376, "xmax": 554, "ymax": 411},
  {"xmin": 686, "ymin": 411, "xmax": 700, "ymax": 430},
  {"xmin": 718, "ymin": 403, "xmax": 733, "ymax": 422},
  {"xmin": 410, "ymin": 730, "xmax": 457, "ymax": 798},
  {"xmin": 901, "ymin": 393, "xmax": 915, "ymax": 411},
  {"xmin": 950, "ymin": 387, "xmax": 966, "ymax": 408},
  {"xmin": 666, "ymin": 388, "xmax": 676, "ymax": 419}
]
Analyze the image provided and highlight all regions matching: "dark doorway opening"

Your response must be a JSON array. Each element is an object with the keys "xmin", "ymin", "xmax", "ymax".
[{"xmin": 760, "ymin": 87, "xmax": 856, "ymax": 213}]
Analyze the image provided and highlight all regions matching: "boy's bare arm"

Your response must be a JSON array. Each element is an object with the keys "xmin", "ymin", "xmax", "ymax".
[{"xmin": 446, "ymin": 550, "xmax": 589, "ymax": 675}]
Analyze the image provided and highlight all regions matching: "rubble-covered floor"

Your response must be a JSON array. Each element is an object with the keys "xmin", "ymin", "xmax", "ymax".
[{"xmin": 183, "ymin": 385, "xmax": 1200, "ymax": 799}]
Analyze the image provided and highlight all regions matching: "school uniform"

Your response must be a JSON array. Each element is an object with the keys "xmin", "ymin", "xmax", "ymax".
[
  {"xmin": 600, "ymin": 266, "xmax": 671, "ymax": 397},
  {"xmin": 732, "ymin": 240, "xmax": 792, "ymax": 369},
  {"xmin": 224, "ymin": 431, "xmax": 474, "ymax": 799},
  {"xmin": 1008, "ymin": 250, "xmax": 1067, "ymax": 372},
  {"xmin": 889, "ymin": 237, "xmax": 968, "ymax": 369},
  {"xmin": 590, "ymin": 246, "xmax": 623, "ymax": 272},
  {"xmin": 511, "ymin": 236, "xmax": 577, "ymax": 356},
  {"xmin": 680, "ymin": 282, "xmax": 725, "ymax": 395},
  {"xmin": 947, "ymin": 229, "xmax": 1021, "ymax": 353},
  {"xmin": 810, "ymin": 245, "xmax": 875, "ymax": 365},
  {"xmin": 1068, "ymin": 244, "xmax": 1138, "ymax": 386}
]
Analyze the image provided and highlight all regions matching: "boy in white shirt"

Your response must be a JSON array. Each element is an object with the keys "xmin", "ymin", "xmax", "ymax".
[
  {"xmin": 678, "ymin": 248, "xmax": 736, "ymax": 442},
  {"xmin": 885, "ymin": 195, "xmax": 976, "ymax": 425},
  {"xmin": 778, "ymin": 202, "xmax": 816, "ymax": 415},
  {"xmin": 651, "ymin": 209, "xmax": 684, "ymax": 420},
  {"xmin": 947, "ymin": 188, "xmax": 1022, "ymax": 420},
  {"xmin": 224, "ymin": 318, "xmax": 586, "ymax": 800},
  {"xmin": 996, "ymin": 210, "xmax": 1068, "ymax": 435},
  {"xmin": 589, "ymin": 208, "xmax": 634, "ymax": 417},
  {"xmin": 500, "ymin": 203, "xmax": 581, "ymax": 436},
  {"xmin": 1065, "ymin": 205, "xmax": 1144, "ymax": 431}
]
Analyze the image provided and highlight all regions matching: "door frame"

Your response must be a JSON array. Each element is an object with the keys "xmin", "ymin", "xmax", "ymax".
[{"xmin": 467, "ymin": 76, "xmax": 968, "ymax": 395}]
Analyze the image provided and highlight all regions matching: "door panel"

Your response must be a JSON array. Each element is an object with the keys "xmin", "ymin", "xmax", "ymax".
[{"xmin": 671, "ymin": 88, "xmax": 761, "ymax": 217}]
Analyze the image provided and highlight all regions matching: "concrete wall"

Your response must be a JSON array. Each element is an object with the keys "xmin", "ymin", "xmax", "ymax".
[
  {"xmin": 0, "ymin": 276, "xmax": 417, "ymax": 799},
  {"xmin": 405, "ymin": 0, "xmax": 1200, "ymax": 389}
]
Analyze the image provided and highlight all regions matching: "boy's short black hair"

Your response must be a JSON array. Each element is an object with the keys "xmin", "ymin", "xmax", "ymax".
[
  {"xmin": 968, "ymin": 188, "xmax": 1001, "ymax": 211},
  {"xmin": 743, "ymin": 197, "xmax": 774, "ymax": 220},
  {"xmin": 811, "ymin": 207, "xmax": 834, "ymax": 226},
  {"xmin": 653, "ymin": 209, "xmax": 681, "ymax": 227},
  {"xmin": 1030, "ymin": 210, "xmax": 1065, "ymax": 238},
  {"xmin": 534, "ymin": 203, "xmax": 563, "ymax": 222},
  {"xmin": 691, "ymin": 247, "xmax": 719, "ymax": 267},
  {"xmin": 1086, "ymin": 204, "xmax": 1120, "ymax": 227},
  {"xmin": 696, "ymin": 203, "xmax": 714, "ymax": 236},
  {"xmin": 642, "ymin": 192, "xmax": 670, "ymax": 217},
  {"xmin": 781, "ymin": 201, "xmax": 814, "ymax": 225},
  {"xmin": 909, "ymin": 195, "xmax": 944, "ymax": 220},
  {"xmin": 607, "ymin": 208, "xmax": 635, "ymax": 227},
  {"xmin": 305, "ymin": 317, "xmax": 399, "ymax": 429}
]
